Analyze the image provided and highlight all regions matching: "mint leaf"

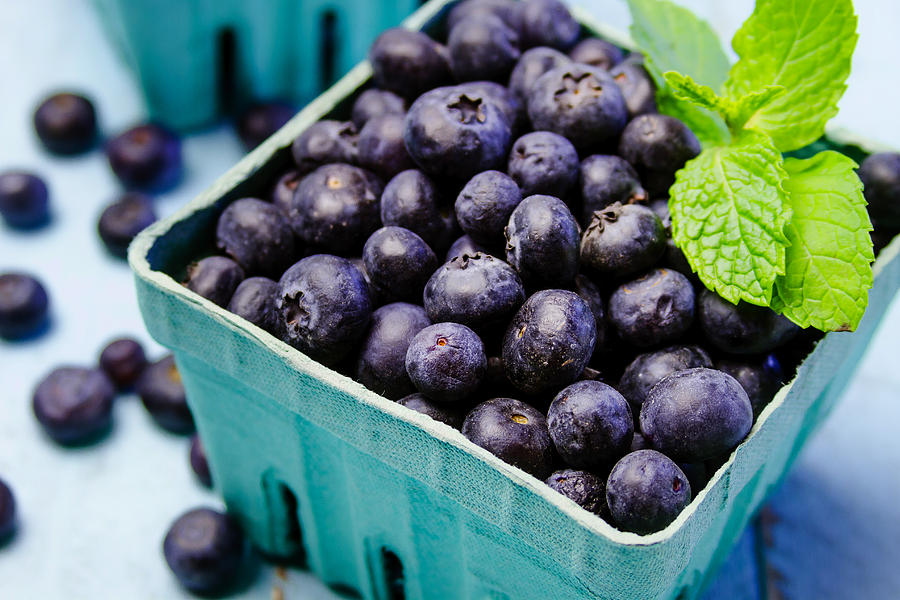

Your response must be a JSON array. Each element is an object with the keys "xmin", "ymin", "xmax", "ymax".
[
  {"xmin": 665, "ymin": 72, "xmax": 786, "ymax": 133},
  {"xmin": 723, "ymin": 85, "xmax": 786, "ymax": 131},
  {"xmin": 669, "ymin": 132, "xmax": 791, "ymax": 305},
  {"xmin": 664, "ymin": 72, "xmax": 723, "ymax": 113},
  {"xmin": 656, "ymin": 88, "xmax": 730, "ymax": 148},
  {"xmin": 771, "ymin": 152, "xmax": 874, "ymax": 331},
  {"xmin": 724, "ymin": 0, "xmax": 858, "ymax": 152}
]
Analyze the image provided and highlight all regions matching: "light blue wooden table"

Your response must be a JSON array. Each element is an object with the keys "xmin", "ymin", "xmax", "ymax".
[{"xmin": 1, "ymin": 1, "xmax": 898, "ymax": 598}]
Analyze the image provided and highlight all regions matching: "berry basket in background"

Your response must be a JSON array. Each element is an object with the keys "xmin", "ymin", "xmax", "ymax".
[
  {"xmin": 130, "ymin": 1, "xmax": 900, "ymax": 598},
  {"xmin": 91, "ymin": 0, "xmax": 422, "ymax": 130}
]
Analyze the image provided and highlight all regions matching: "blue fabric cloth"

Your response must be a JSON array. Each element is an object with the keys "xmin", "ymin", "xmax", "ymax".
[{"xmin": 0, "ymin": 1, "xmax": 898, "ymax": 598}]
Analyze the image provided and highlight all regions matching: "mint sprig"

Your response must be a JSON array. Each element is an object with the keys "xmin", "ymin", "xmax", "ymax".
[{"xmin": 627, "ymin": 0, "xmax": 873, "ymax": 331}]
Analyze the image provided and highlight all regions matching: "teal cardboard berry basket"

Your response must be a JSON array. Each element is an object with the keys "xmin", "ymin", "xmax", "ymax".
[
  {"xmin": 91, "ymin": 0, "xmax": 422, "ymax": 130},
  {"xmin": 130, "ymin": 1, "xmax": 900, "ymax": 598}
]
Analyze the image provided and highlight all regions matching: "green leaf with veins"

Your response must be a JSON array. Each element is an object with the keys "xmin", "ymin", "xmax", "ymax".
[{"xmin": 664, "ymin": 72, "xmax": 786, "ymax": 133}]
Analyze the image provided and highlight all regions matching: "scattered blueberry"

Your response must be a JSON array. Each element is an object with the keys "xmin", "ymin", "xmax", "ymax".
[
  {"xmin": 32, "ymin": 366, "xmax": 115, "ymax": 445},
  {"xmin": 618, "ymin": 114, "xmax": 700, "ymax": 196},
  {"xmin": 423, "ymin": 253, "xmax": 525, "ymax": 333},
  {"xmin": 184, "ymin": 256, "xmax": 245, "ymax": 307},
  {"xmin": 404, "ymin": 85, "xmax": 513, "ymax": 181},
  {"xmin": 216, "ymin": 197, "xmax": 296, "ymax": 278},
  {"xmin": 0, "ymin": 272, "xmax": 50, "ymax": 340},
  {"xmin": 508, "ymin": 47, "xmax": 571, "ymax": 103},
  {"xmin": 606, "ymin": 449, "xmax": 691, "ymax": 534},
  {"xmin": 275, "ymin": 254, "xmax": 372, "ymax": 366},
  {"xmin": 369, "ymin": 28, "xmax": 452, "ymax": 100},
  {"xmin": 106, "ymin": 123, "xmax": 182, "ymax": 192},
  {"xmin": 580, "ymin": 202, "xmax": 666, "ymax": 277},
  {"xmin": 291, "ymin": 120, "xmax": 359, "ymax": 173},
  {"xmin": 462, "ymin": 397, "xmax": 555, "ymax": 479},
  {"xmin": 445, "ymin": 234, "xmax": 494, "ymax": 262},
  {"xmin": 548, "ymin": 380, "xmax": 633, "ymax": 470},
  {"xmin": 716, "ymin": 356, "xmax": 784, "ymax": 417},
  {"xmin": 528, "ymin": 63, "xmax": 628, "ymax": 151},
  {"xmin": 579, "ymin": 155, "xmax": 648, "ymax": 225},
  {"xmin": 610, "ymin": 62, "xmax": 657, "ymax": 119},
  {"xmin": 98, "ymin": 337, "xmax": 148, "ymax": 389},
  {"xmin": 163, "ymin": 507, "xmax": 246, "ymax": 595},
  {"xmin": 859, "ymin": 152, "xmax": 900, "ymax": 227},
  {"xmin": 137, "ymin": 355, "xmax": 194, "ymax": 434},
  {"xmin": 189, "ymin": 435, "xmax": 212, "ymax": 488},
  {"xmin": 271, "ymin": 169, "xmax": 302, "ymax": 211},
  {"xmin": 569, "ymin": 38, "xmax": 624, "ymax": 70},
  {"xmin": 286, "ymin": 163, "xmax": 383, "ymax": 254},
  {"xmin": 698, "ymin": 289, "xmax": 799, "ymax": 355},
  {"xmin": 406, "ymin": 322, "xmax": 487, "ymax": 403},
  {"xmin": 0, "ymin": 171, "xmax": 50, "ymax": 229},
  {"xmin": 608, "ymin": 268, "xmax": 695, "ymax": 348},
  {"xmin": 397, "ymin": 393, "xmax": 465, "ymax": 429},
  {"xmin": 236, "ymin": 101, "xmax": 294, "ymax": 151},
  {"xmin": 226, "ymin": 276, "xmax": 278, "ymax": 333},
  {"xmin": 356, "ymin": 303, "xmax": 431, "ymax": 399},
  {"xmin": 505, "ymin": 194, "xmax": 580, "ymax": 289},
  {"xmin": 97, "ymin": 192, "xmax": 157, "ymax": 259},
  {"xmin": 618, "ymin": 345, "xmax": 712, "ymax": 409},
  {"xmin": 455, "ymin": 170, "xmax": 523, "ymax": 246},
  {"xmin": 358, "ymin": 113, "xmax": 415, "ymax": 179},
  {"xmin": 0, "ymin": 478, "xmax": 15, "ymax": 542},
  {"xmin": 502, "ymin": 289, "xmax": 596, "ymax": 395},
  {"xmin": 32, "ymin": 92, "xmax": 97, "ymax": 155},
  {"xmin": 351, "ymin": 88, "xmax": 406, "ymax": 129},
  {"xmin": 448, "ymin": 15, "xmax": 521, "ymax": 83},
  {"xmin": 641, "ymin": 367, "xmax": 753, "ymax": 462},
  {"xmin": 362, "ymin": 226, "xmax": 438, "ymax": 302},
  {"xmin": 447, "ymin": 0, "xmax": 521, "ymax": 32},
  {"xmin": 517, "ymin": 0, "xmax": 580, "ymax": 51},
  {"xmin": 546, "ymin": 469, "xmax": 608, "ymax": 517},
  {"xmin": 381, "ymin": 169, "xmax": 459, "ymax": 254},
  {"xmin": 507, "ymin": 131, "xmax": 579, "ymax": 199}
]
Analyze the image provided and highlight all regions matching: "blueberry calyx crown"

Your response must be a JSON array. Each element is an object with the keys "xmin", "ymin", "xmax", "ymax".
[
  {"xmin": 586, "ymin": 202, "xmax": 624, "ymax": 234},
  {"xmin": 554, "ymin": 71, "xmax": 604, "ymax": 104},
  {"xmin": 450, "ymin": 251, "xmax": 487, "ymax": 269},
  {"xmin": 448, "ymin": 94, "xmax": 487, "ymax": 124}
]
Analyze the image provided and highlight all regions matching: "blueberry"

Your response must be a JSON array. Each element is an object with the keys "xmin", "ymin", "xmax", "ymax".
[
  {"xmin": 351, "ymin": 89, "xmax": 406, "ymax": 129},
  {"xmin": 369, "ymin": 28, "xmax": 452, "ymax": 100},
  {"xmin": 462, "ymin": 397, "xmax": 555, "ymax": 478},
  {"xmin": 572, "ymin": 274, "xmax": 607, "ymax": 353},
  {"xmin": 363, "ymin": 226, "xmax": 438, "ymax": 302},
  {"xmin": 404, "ymin": 86, "xmax": 513, "ymax": 181},
  {"xmin": 641, "ymin": 367, "xmax": 753, "ymax": 462},
  {"xmin": 618, "ymin": 115, "xmax": 700, "ymax": 196},
  {"xmin": 137, "ymin": 355, "xmax": 194, "ymax": 434},
  {"xmin": 276, "ymin": 254, "xmax": 372, "ymax": 366},
  {"xmin": 98, "ymin": 337, "xmax": 148, "ymax": 389},
  {"xmin": 397, "ymin": 392, "xmax": 465, "ymax": 429},
  {"xmin": 445, "ymin": 234, "xmax": 495, "ymax": 262},
  {"xmin": 455, "ymin": 170, "xmax": 522, "ymax": 246},
  {"xmin": 618, "ymin": 345, "xmax": 712, "ymax": 409},
  {"xmin": 271, "ymin": 169, "xmax": 301, "ymax": 210},
  {"xmin": 716, "ymin": 355, "xmax": 784, "ymax": 417},
  {"xmin": 216, "ymin": 198, "xmax": 295, "ymax": 278},
  {"xmin": 580, "ymin": 202, "xmax": 666, "ymax": 277},
  {"xmin": 236, "ymin": 101, "xmax": 294, "ymax": 151},
  {"xmin": 0, "ymin": 272, "xmax": 50, "ymax": 340},
  {"xmin": 630, "ymin": 431, "xmax": 650, "ymax": 452},
  {"xmin": 579, "ymin": 155, "xmax": 648, "ymax": 225},
  {"xmin": 227, "ymin": 276, "xmax": 278, "ymax": 333},
  {"xmin": 106, "ymin": 124, "xmax": 182, "ymax": 192},
  {"xmin": 349, "ymin": 258, "xmax": 379, "ymax": 305},
  {"xmin": 859, "ymin": 152, "xmax": 900, "ymax": 227},
  {"xmin": 447, "ymin": 0, "xmax": 521, "ymax": 32},
  {"xmin": 456, "ymin": 80, "xmax": 527, "ymax": 137},
  {"xmin": 163, "ymin": 507, "xmax": 246, "ymax": 594},
  {"xmin": 517, "ymin": 0, "xmax": 580, "ymax": 51},
  {"xmin": 358, "ymin": 114, "xmax": 415, "ymax": 179},
  {"xmin": 508, "ymin": 47, "xmax": 571, "ymax": 103},
  {"xmin": 189, "ymin": 434, "xmax": 212, "ymax": 488},
  {"xmin": 32, "ymin": 92, "xmax": 97, "ymax": 155},
  {"xmin": 0, "ymin": 171, "xmax": 50, "ymax": 229},
  {"xmin": 569, "ymin": 38, "xmax": 624, "ymax": 70},
  {"xmin": 287, "ymin": 163, "xmax": 383, "ymax": 254},
  {"xmin": 528, "ymin": 64, "xmax": 628, "ymax": 152},
  {"xmin": 606, "ymin": 449, "xmax": 691, "ymax": 534},
  {"xmin": 356, "ymin": 302, "xmax": 431, "ymax": 399},
  {"xmin": 502, "ymin": 289, "xmax": 596, "ymax": 395},
  {"xmin": 449, "ymin": 15, "xmax": 521, "ymax": 82},
  {"xmin": 610, "ymin": 62, "xmax": 657, "ymax": 119},
  {"xmin": 423, "ymin": 253, "xmax": 525, "ymax": 333},
  {"xmin": 381, "ymin": 169, "xmax": 459, "ymax": 254},
  {"xmin": 291, "ymin": 120, "xmax": 359, "ymax": 174},
  {"xmin": 548, "ymin": 380, "xmax": 633, "ymax": 470},
  {"xmin": 698, "ymin": 289, "xmax": 799, "ymax": 355},
  {"xmin": 507, "ymin": 131, "xmax": 579, "ymax": 199},
  {"xmin": 546, "ymin": 469, "xmax": 608, "ymax": 517},
  {"xmin": 0, "ymin": 478, "xmax": 15, "ymax": 541},
  {"xmin": 649, "ymin": 198, "xmax": 671, "ymax": 228},
  {"xmin": 184, "ymin": 256, "xmax": 245, "ymax": 307},
  {"xmin": 608, "ymin": 268, "xmax": 695, "ymax": 348},
  {"xmin": 32, "ymin": 366, "xmax": 115, "ymax": 445},
  {"xmin": 505, "ymin": 195, "xmax": 580, "ymax": 289},
  {"xmin": 406, "ymin": 322, "xmax": 486, "ymax": 403},
  {"xmin": 97, "ymin": 192, "xmax": 157, "ymax": 259}
]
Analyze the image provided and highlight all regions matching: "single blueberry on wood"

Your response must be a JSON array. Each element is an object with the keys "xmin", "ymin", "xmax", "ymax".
[
  {"xmin": 606, "ymin": 449, "xmax": 691, "ymax": 534},
  {"xmin": 546, "ymin": 469, "xmax": 609, "ymax": 518},
  {"xmin": 137, "ymin": 355, "xmax": 194, "ymax": 434},
  {"xmin": 397, "ymin": 393, "xmax": 465, "ymax": 429},
  {"xmin": 507, "ymin": 131, "xmax": 579, "ymax": 200},
  {"xmin": 163, "ymin": 507, "xmax": 246, "ymax": 595},
  {"xmin": 32, "ymin": 92, "xmax": 97, "ymax": 155},
  {"xmin": 369, "ymin": 29, "xmax": 452, "ymax": 100},
  {"xmin": 505, "ymin": 195, "xmax": 580, "ymax": 289},
  {"xmin": 455, "ymin": 170, "xmax": 522, "ymax": 246},
  {"xmin": 618, "ymin": 345, "xmax": 712, "ymax": 409},
  {"xmin": 106, "ymin": 123, "xmax": 182, "ymax": 192},
  {"xmin": 216, "ymin": 198, "xmax": 296, "ymax": 278},
  {"xmin": 579, "ymin": 155, "xmax": 647, "ymax": 225},
  {"xmin": 189, "ymin": 434, "xmax": 212, "ymax": 488},
  {"xmin": 98, "ymin": 337, "xmax": 148, "ymax": 389},
  {"xmin": 406, "ymin": 322, "xmax": 487, "ymax": 403},
  {"xmin": 355, "ymin": 302, "xmax": 431, "ymax": 400},
  {"xmin": 0, "ymin": 171, "xmax": 50, "ymax": 229},
  {"xmin": 97, "ymin": 192, "xmax": 157, "ymax": 259},
  {"xmin": 608, "ymin": 268, "xmax": 695, "ymax": 348},
  {"xmin": 32, "ymin": 366, "xmax": 115, "ymax": 445},
  {"xmin": 569, "ymin": 38, "xmax": 624, "ymax": 70},
  {"xmin": 0, "ymin": 272, "xmax": 50, "ymax": 340},
  {"xmin": 381, "ymin": 169, "xmax": 459, "ymax": 254},
  {"xmin": 351, "ymin": 89, "xmax": 406, "ymax": 129},
  {"xmin": 579, "ymin": 202, "xmax": 666, "ymax": 278},
  {"xmin": 291, "ymin": 120, "xmax": 359, "ymax": 173},
  {"xmin": 184, "ymin": 256, "xmax": 245, "ymax": 308},
  {"xmin": 226, "ymin": 277, "xmax": 278, "ymax": 334}
]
